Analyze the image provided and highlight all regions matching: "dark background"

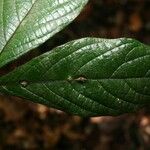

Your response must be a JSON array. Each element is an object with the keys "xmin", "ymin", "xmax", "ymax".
[{"xmin": 0, "ymin": 0, "xmax": 150, "ymax": 149}]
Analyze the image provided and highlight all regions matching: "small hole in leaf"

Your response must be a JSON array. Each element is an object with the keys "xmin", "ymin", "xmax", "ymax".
[
  {"xmin": 20, "ymin": 80, "xmax": 28, "ymax": 87},
  {"xmin": 75, "ymin": 76, "xmax": 87, "ymax": 83}
]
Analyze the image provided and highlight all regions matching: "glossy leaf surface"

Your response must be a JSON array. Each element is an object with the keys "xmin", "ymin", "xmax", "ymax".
[
  {"xmin": 0, "ymin": 38, "xmax": 149, "ymax": 116},
  {"xmin": 0, "ymin": 0, "xmax": 88, "ymax": 68}
]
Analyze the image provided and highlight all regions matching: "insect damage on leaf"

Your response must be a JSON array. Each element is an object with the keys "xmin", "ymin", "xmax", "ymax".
[
  {"xmin": 20, "ymin": 80, "xmax": 28, "ymax": 87},
  {"xmin": 67, "ymin": 76, "xmax": 87, "ymax": 83},
  {"xmin": 75, "ymin": 77, "xmax": 87, "ymax": 83}
]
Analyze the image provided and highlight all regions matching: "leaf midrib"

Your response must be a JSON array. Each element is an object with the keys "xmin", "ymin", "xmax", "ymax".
[{"xmin": 0, "ymin": 77, "xmax": 149, "ymax": 86}]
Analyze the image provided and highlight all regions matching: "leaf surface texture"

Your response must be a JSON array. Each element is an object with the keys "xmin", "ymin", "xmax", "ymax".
[
  {"xmin": 0, "ymin": 0, "xmax": 88, "ymax": 67},
  {"xmin": 0, "ymin": 38, "xmax": 150, "ymax": 116}
]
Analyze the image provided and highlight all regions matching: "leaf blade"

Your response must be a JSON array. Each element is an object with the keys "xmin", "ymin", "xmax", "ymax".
[
  {"xmin": 0, "ymin": 0, "xmax": 88, "ymax": 68},
  {"xmin": 0, "ymin": 38, "xmax": 150, "ymax": 116}
]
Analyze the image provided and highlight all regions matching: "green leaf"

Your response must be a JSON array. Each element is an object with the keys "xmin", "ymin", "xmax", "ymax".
[
  {"xmin": 0, "ymin": 0, "xmax": 88, "ymax": 68},
  {"xmin": 0, "ymin": 38, "xmax": 149, "ymax": 117}
]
